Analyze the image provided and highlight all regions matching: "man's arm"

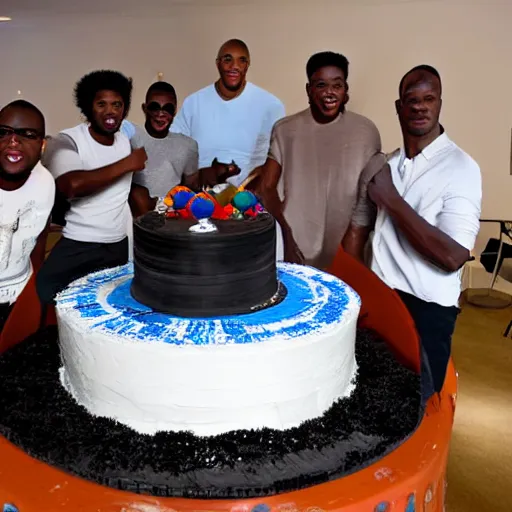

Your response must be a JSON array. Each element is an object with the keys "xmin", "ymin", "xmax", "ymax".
[
  {"xmin": 368, "ymin": 164, "xmax": 481, "ymax": 272},
  {"xmin": 43, "ymin": 134, "xmax": 147, "ymax": 200},
  {"xmin": 128, "ymin": 184, "xmax": 155, "ymax": 218},
  {"xmin": 342, "ymin": 125, "xmax": 387, "ymax": 262},
  {"xmin": 57, "ymin": 148, "xmax": 146, "ymax": 199},
  {"xmin": 248, "ymin": 158, "xmax": 304, "ymax": 264},
  {"xmin": 31, "ymin": 216, "xmax": 51, "ymax": 273},
  {"xmin": 342, "ymin": 153, "xmax": 387, "ymax": 261}
]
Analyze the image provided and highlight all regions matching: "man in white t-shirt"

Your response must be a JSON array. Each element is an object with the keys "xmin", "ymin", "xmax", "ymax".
[
  {"xmin": 0, "ymin": 100, "xmax": 55, "ymax": 331},
  {"xmin": 170, "ymin": 39, "xmax": 286, "ymax": 187},
  {"xmin": 37, "ymin": 70, "xmax": 147, "ymax": 305},
  {"xmin": 367, "ymin": 65, "xmax": 482, "ymax": 395}
]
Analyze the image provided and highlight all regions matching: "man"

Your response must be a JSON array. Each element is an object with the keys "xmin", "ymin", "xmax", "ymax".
[
  {"xmin": 247, "ymin": 51, "xmax": 385, "ymax": 269},
  {"xmin": 170, "ymin": 39, "xmax": 285, "ymax": 187},
  {"xmin": 0, "ymin": 100, "xmax": 55, "ymax": 330},
  {"xmin": 37, "ymin": 70, "xmax": 147, "ymax": 304},
  {"xmin": 124, "ymin": 81, "xmax": 199, "ymax": 217},
  {"xmin": 368, "ymin": 65, "xmax": 482, "ymax": 395}
]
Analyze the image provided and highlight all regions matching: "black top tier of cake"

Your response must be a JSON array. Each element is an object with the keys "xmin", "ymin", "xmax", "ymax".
[{"xmin": 131, "ymin": 211, "xmax": 278, "ymax": 317}]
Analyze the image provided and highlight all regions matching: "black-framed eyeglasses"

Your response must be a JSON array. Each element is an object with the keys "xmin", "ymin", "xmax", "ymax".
[
  {"xmin": 0, "ymin": 125, "xmax": 44, "ymax": 141},
  {"xmin": 146, "ymin": 102, "xmax": 176, "ymax": 116}
]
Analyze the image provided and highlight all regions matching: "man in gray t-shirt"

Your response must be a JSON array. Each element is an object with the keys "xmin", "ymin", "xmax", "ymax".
[{"xmin": 124, "ymin": 81, "xmax": 198, "ymax": 217}]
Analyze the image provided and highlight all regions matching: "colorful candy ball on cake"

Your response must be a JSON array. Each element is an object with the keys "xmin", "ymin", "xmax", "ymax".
[
  {"xmin": 232, "ymin": 190, "xmax": 258, "ymax": 213},
  {"xmin": 167, "ymin": 185, "xmax": 195, "ymax": 210},
  {"xmin": 188, "ymin": 193, "xmax": 215, "ymax": 220}
]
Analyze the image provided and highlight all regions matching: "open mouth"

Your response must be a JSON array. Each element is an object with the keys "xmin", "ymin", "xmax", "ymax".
[
  {"xmin": 104, "ymin": 118, "xmax": 117, "ymax": 129},
  {"xmin": 152, "ymin": 118, "xmax": 168, "ymax": 129},
  {"xmin": 322, "ymin": 98, "xmax": 339, "ymax": 111},
  {"xmin": 5, "ymin": 152, "xmax": 23, "ymax": 164}
]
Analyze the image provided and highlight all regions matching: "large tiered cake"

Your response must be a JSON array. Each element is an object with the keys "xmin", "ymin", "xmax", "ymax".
[{"xmin": 55, "ymin": 189, "xmax": 361, "ymax": 437}]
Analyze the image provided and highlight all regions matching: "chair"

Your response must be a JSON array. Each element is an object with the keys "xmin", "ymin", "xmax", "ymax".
[{"xmin": 465, "ymin": 219, "xmax": 512, "ymax": 309}]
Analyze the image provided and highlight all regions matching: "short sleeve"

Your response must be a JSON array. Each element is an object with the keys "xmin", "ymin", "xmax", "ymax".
[
  {"xmin": 268, "ymin": 123, "xmax": 283, "ymax": 165},
  {"xmin": 269, "ymin": 99, "xmax": 286, "ymax": 129},
  {"xmin": 351, "ymin": 152, "xmax": 387, "ymax": 227},
  {"xmin": 40, "ymin": 169, "xmax": 56, "ymax": 217},
  {"xmin": 437, "ymin": 160, "xmax": 482, "ymax": 250},
  {"xmin": 130, "ymin": 128, "xmax": 144, "ymax": 151},
  {"xmin": 350, "ymin": 122, "xmax": 385, "ymax": 228},
  {"xmin": 41, "ymin": 134, "xmax": 82, "ymax": 180},
  {"xmin": 120, "ymin": 120, "xmax": 136, "ymax": 140},
  {"xmin": 182, "ymin": 139, "xmax": 199, "ymax": 176},
  {"xmin": 170, "ymin": 97, "xmax": 192, "ymax": 137}
]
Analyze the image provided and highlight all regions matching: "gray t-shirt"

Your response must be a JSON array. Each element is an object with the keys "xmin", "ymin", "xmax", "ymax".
[{"xmin": 130, "ymin": 124, "xmax": 198, "ymax": 198}]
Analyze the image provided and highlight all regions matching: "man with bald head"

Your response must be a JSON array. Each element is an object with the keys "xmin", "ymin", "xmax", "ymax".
[
  {"xmin": 368, "ymin": 65, "xmax": 482, "ymax": 395},
  {"xmin": 171, "ymin": 39, "xmax": 285, "ymax": 187}
]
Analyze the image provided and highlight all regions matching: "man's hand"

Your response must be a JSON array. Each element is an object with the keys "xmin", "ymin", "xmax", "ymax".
[
  {"xmin": 283, "ymin": 231, "xmax": 305, "ymax": 265},
  {"xmin": 125, "ymin": 147, "xmax": 148, "ymax": 173},
  {"xmin": 200, "ymin": 158, "xmax": 241, "ymax": 188},
  {"xmin": 367, "ymin": 164, "xmax": 400, "ymax": 209}
]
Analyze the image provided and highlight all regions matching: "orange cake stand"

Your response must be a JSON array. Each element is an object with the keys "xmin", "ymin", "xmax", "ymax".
[{"xmin": 0, "ymin": 249, "xmax": 456, "ymax": 512}]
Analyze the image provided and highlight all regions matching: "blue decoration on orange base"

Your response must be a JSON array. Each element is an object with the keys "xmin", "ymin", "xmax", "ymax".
[
  {"xmin": 406, "ymin": 493, "xmax": 416, "ymax": 511},
  {"xmin": 189, "ymin": 195, "xmax": 215, "ymax": 220},
  {"xmin": 3, "ymin": 505, "xmax": 19, "ymax": 512},
  {"xmin": 251, "ymin": 505, "xmax": 271, "ymax": 512},
  {"xmin": 172, "ymin": 190, "xmax": 195, "ymax": 210}
]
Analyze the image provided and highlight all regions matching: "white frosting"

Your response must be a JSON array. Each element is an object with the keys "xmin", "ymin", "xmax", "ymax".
[{"xmin": 56, "ymin": 263, "xmax": 360, "ymax": 437}]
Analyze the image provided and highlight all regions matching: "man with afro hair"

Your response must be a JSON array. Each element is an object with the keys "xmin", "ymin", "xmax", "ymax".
[{"xmin": 37, "ymin": 70, "xmax": 147, "ymax": 305}]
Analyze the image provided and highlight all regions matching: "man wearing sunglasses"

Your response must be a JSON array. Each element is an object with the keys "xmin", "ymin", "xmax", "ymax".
[
  {"xmin": 37, "ymin": 70, "xmax": 147, "ymax": 305},
  {"xmin": 0, "ymin": 100, "xmax": 55, "ymax": 331},
  {"xmin": 170, "ymin": 39, "xmax": 285, "ymax": 188},
  {"xmin": 123, "ymin": 81, "xmax": 199, "ymax": 217}
]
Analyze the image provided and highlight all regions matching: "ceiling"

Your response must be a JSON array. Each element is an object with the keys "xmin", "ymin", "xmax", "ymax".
[
  {"xmin": 0, "ymin": 0, "xmax": 496, "ymax": 21},
  {"xmin": 0, "ymin": 0, "xmax": 459, "ymax": 19}
]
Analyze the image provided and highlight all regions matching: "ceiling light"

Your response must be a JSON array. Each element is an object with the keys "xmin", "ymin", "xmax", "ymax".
[{"xmin": 0, "ymin": 17, "xmax": 12, "ymax": 22}]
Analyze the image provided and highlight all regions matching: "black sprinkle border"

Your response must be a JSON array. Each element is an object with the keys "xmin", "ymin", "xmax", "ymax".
[{"xmin": 0, "ymin": 327, "xmax": 422, "ymax": 498}]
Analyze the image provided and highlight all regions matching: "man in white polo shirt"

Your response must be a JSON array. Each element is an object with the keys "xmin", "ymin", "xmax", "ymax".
[
  {"xmin": 368, "ymin": 65, "xmax": 482, "ymax": 395},
  {"xmin": 170, "ymin": 39, "xmax": 285, "ymax": 187},
  {"xmin": 37, "ymin": 70, "xmax": 147, "ymax": 304}
]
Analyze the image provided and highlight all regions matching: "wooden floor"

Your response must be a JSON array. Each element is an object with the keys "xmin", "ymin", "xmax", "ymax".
[{"xmin": 446, "ymin": 302, "xmax": 512, "ymax": 511}]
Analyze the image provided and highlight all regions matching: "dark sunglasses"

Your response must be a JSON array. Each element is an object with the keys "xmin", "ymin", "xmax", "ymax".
[
  {"xmin": 0, "ymin": 125, "xmax": 44, "ymax": 141},
  {"xmin": 146, "ymin": 102, "xmax": 176, "ymax": 116}
]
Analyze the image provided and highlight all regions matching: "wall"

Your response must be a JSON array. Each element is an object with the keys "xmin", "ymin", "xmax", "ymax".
[{"xmin": 1, "ymin": 0, "xmax": 510, "ymax": 251}]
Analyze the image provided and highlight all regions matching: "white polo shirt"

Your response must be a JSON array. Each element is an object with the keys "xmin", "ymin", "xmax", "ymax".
[{"xmin": 371, "ymin": 132, "xmax": 482, "ymax": 307}]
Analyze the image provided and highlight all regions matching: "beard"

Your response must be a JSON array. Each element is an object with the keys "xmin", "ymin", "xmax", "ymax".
[
  {"xmin": 221, "ymin": 76, "xmax": 245, "ymax": 92},
  {"xmin": 0, "ymin": 166, "xmax": 32, "ymax": 184}
]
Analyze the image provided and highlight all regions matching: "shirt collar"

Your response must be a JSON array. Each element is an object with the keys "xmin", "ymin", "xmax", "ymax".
[{"xmin": 399, "ymin": 128, "xmax": 451, "ymax": 165}]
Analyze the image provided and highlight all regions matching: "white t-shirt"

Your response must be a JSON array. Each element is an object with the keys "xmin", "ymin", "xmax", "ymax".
[
  {"xmin": 0, "ymin": 163, "xmax": 55, "ymax": 304},
  {"xmin": 170, "ymin": 82, "xmax": 285, "ymax": 186},
  {"xmin": 371, "ymin": 132, "xmax": 482, "ymax": 307},
  {"xmin": 43, "ymin": 124, "xmax": 132, "ymax": 244}
]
